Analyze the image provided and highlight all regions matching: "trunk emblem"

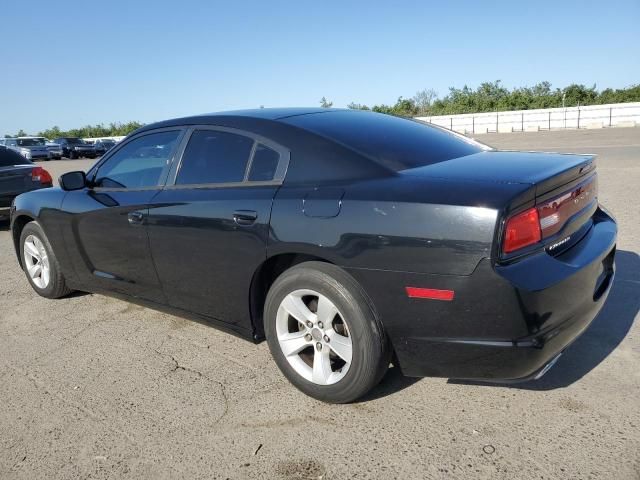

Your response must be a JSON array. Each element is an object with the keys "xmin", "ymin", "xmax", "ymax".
[{"xmin": 548, "ymin": 236, "xmax": 571, "ymax": 250}]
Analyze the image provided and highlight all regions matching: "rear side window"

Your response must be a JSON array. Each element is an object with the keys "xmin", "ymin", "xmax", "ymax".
[
  {"xmin": 95, "ymin": 130, "xmax": 180, "ymax": 188},
  {"xmin": 283, "ymin": 110, "xmax": 488, "ymax": 171},
  {"xmin": 248, "ymin": 144, "xmax": 279, "ymax": 181},
  {"xmin": 176, "ymin": 130, "xmax": 254, "ymax": 185},
  {"xmin": 0, "ymin": 147, "xmax": 31, "ymax": 167}
]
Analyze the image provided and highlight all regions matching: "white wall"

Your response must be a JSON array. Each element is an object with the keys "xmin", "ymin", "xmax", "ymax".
[{"xmin": 416, "ymin": 102, "xmax": 640, "ymax": 134}]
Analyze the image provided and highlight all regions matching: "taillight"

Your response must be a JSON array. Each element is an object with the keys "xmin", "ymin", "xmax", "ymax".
[
  {"xmin": 537, "ymin": 176, "xmax": 597, "ymax": 238},
  {"xmin": 31, "ymin": 166, "xmax": 53, "ymax": 185},
  {"xmin": 503, "ymin": 207, "xmax": 541, "ymax": 253}
]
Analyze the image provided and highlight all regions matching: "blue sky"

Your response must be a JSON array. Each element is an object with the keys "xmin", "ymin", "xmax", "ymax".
[{"xmin": 1, "ymin": 0, "xmax": 638, "ymax": 135}]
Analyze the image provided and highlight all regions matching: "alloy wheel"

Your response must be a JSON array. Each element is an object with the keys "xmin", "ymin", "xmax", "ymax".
[
  {"xmin": 276, "ymin": 289, "xmax": 353, "ymax": 385},
  {"xmin": 23, "ymin": 235, "xmax": 50, "ymax": 289}
]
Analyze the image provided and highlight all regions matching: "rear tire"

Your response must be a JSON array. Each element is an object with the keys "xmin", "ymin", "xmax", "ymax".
[
  {"xmin": 265, "ymin": 261, "xmax": 390, "ymax": 403},
  {"xmin": 19, "ymin": 222, "xmax": 73, "ymax": 299}
]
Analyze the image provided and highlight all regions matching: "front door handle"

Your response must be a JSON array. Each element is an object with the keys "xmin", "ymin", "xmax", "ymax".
[
  {"xmin": 128, "ymin": 210, "xmax": 145, "ymax": 225},
  {"xmin": 233, "ymin": 210, "xmax": 258, "ymax": 226}
]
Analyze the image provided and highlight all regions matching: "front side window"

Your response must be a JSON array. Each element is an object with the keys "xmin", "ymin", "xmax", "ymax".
[
  {"xmin": 94, "ymin": 130, "xmax": 180, "ymax": 188},
  {"xmin": 176, "ymin": 130, "xmax": 254, "ymax": 185}
]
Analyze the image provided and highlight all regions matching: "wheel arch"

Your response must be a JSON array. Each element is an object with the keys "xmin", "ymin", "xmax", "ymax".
[
  {"xmin": 249, "ymin": 253, "xmax": 334, "ymax": 341},
  {"xmin": 248, "ymin": 252, "xmax": 389, "ymax": 355},
  {"xmin": 11, "ymin": 214, "xmax": 36, "ymax": 268}
]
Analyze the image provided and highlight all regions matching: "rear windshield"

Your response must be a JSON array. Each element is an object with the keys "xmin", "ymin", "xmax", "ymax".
[
  {"xmin": 0, "ymin": 147, "xmax": 32, "ymax": 167},
  {"xmin": 283, "ymin": 110, "xmax": 490, "ymax": 171}
]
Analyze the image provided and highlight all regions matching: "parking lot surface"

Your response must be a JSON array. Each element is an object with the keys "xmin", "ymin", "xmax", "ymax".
[{"xmin": 1, "ymin": 128, "xmax": 638, "ymax": 479}]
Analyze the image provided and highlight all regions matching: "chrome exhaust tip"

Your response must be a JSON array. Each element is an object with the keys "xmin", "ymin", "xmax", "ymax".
[{"xmin": 534, "ymin": 352, "xmax": 563, "ymax": 380}]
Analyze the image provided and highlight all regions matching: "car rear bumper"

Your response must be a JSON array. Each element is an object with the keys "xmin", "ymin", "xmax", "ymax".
[{"xmin": 347, "ymin": 206, "xmax": 617, "ymax": 380}]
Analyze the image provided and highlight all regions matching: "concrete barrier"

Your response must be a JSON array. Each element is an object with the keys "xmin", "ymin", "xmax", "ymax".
[{"xmin": 417, "ymin": 102, "xmax": 640, "ymax": 134}]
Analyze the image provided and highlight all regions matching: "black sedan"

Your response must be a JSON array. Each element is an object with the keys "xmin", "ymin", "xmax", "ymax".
[
  {"xmin": 9, "ymin": 109, "xmax": 616, "ymax": 403},
  {"xmin": 53, "ymin": 137, "xmax": 97, "ymax": 159},
  {"xmin": 1, "ymin": 147, "xmax": 52, "ymax": 217}
]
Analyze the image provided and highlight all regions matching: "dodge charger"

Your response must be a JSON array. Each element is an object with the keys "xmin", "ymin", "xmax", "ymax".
[{"xmin": 10, "ymin": 109, "xmax": 617, "ymax": 403}]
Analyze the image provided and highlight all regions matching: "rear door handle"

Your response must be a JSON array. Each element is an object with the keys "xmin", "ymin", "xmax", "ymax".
[
  {"xmin": 233, "ymin": 209, "xmax": 258, "ymax": 226},
  {"xmin": 128, "ymin": 210, "xmax": 145, "ymax": 225}
]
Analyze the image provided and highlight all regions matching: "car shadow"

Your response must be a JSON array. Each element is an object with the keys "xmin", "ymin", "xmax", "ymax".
[
  {"xmin": 449, "ymin": 249, "xmax": 639, "ymax": 391},
  {"xmin": 360, "ymin": 364, "xmax": 421, "ymax": 402},
  {"xmin": 0, "ymin": 217, "xmax": 9, "ymax": 231}
]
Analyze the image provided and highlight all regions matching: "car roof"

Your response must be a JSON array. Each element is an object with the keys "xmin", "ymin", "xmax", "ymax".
[
  {"xmin": 200, "ymin": 107, "xmax": 332, "ymax": 120},
  {"xmin": 136, "ymin": 108, "xmax": 337, "ymax": 132}
]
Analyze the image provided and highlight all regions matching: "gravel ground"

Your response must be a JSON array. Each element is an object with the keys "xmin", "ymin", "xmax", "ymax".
[{"xmin": 0, "ymin": 127, "xmax": 638, "ymax": 479}]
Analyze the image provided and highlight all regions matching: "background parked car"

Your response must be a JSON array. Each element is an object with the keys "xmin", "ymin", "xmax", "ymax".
[
  {"xmin": 35, "ymin": 137, "xmax": 64, "ymax": 160},
  {"xmin": 3, "ymin": 137, "xmax": 51, "ymax": 161},
  {"xmin": 93, "ymin": 139, "xmax": 116, "ymax": 156},
  {"xmin": 53, "ymin": 137, "xmax": 96, "ymax": 159},
  {"xmin": 0, "ymin": 147, "xmax": 52, "ymax": 217}
]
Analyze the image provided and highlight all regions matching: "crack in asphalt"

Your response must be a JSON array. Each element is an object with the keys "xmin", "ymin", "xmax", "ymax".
[{"xmin": 151, "ymin": 348, "xmax": 230, "ymax": 424}]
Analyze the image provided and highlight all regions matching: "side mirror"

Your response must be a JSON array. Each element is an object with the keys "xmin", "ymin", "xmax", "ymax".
[{"xmin": 59, "ymin": 171, "xmax": 87, "ymax": 191}]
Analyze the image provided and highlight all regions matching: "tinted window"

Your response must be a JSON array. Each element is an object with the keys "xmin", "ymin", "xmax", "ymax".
[
  {"xmin": 248, "ymin": 144, "xmax": 279, "ymax": 181},
  {"xmin": 17, "ymin": 138, "xmax": 45, "ymax": 146},
  {"xmin": 0, "ymin": 148, "xmax": 31, "ymax": 167},
  {"xmin": 95, "ymin": 130, "xmax": 180, "ymax": 188},
  {"xmin": 283, "ymin": 110, "xmax": 489, "ymax": 171},
  {"xmin": 176, "ymin": 130, "xmax": 254, "ymax": 185}
]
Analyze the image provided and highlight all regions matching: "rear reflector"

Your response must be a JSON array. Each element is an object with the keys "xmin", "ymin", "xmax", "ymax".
[
  {"xmin": 405, "ymin": 287, "xmax": 455, "ymax": 301},
  {"xmin": 503, "ymin": 207, "xmax": 541, "ymax": 253}
]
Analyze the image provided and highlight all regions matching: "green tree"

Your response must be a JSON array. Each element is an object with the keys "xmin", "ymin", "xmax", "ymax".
[
  {"xmin": 413, "ymin": 89, "xmax": 437, "ymax": 115},
  {"xmin": 319, "ymin": 96, "xmax": 333, "ymax": 108},
  {"xmin": 370, "ymin": 97, "xmax": 418, "ymax": 117}
]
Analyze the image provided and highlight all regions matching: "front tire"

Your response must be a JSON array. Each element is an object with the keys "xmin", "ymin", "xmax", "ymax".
[
  {"xmin": 265, "ymin": 262, "xmax": 390, "ymax": 403},
  {"xmin": 20, "ymin": 222, "xmax": 73, "ymax": 299}
]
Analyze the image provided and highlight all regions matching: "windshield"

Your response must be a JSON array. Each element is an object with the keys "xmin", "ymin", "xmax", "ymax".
[
  {"xmin": 17, "ymin": 138, "xmax": 45, "ymax": 146},
  {"xmin": 66, "ymin": 138, "xmax": 85, "ymax": 145}
]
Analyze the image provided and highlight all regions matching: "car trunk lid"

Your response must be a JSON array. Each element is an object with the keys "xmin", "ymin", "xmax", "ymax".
[
  {"xmin": 402, "ymin": 150, "xmax": 594, "ymax": 194},
  {"xmin": 402, "ymin": 150, "xmax": 598, "ymax": 256}
]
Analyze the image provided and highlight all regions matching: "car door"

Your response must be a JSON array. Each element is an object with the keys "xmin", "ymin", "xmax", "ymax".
[
  {"xmin": 60, "ymin": 128, "xmax": 185, "ymax": 303},
  {"xmin": 146, "ymin": 126, "xmax": 289, "ymax": 330}
]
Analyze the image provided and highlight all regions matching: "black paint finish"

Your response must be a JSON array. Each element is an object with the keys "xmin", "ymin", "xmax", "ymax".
[{"xmin": 9, "ymin": 109, "xmax": 617, "ymax": 382}]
